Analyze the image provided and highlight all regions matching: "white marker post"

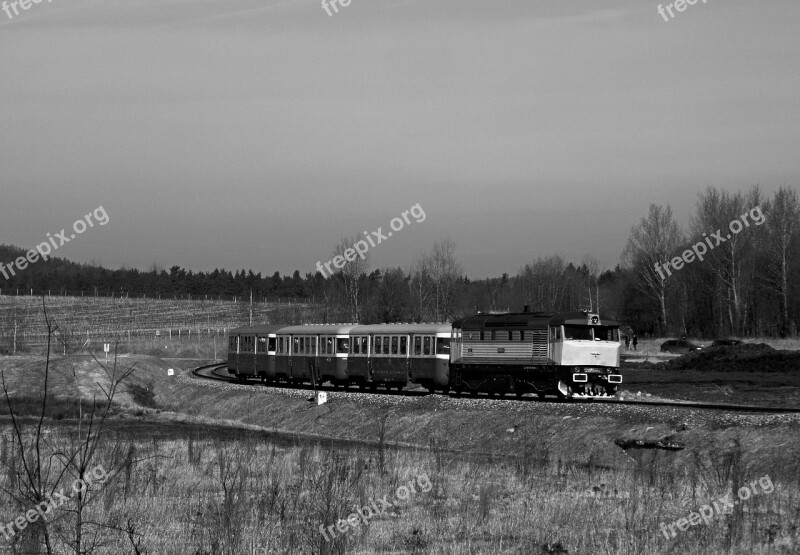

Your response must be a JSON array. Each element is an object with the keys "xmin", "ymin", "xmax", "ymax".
[
  {"xmin": 315, "ymin": 391, "xmax": 328, "ymax": 405},
  {"xmin": 167, "ymin": 368, "xmax": 174, "ymax": 376},
  {"xmin": 103, "ymin": 343, "xmax": 110, "ymax": 362}
]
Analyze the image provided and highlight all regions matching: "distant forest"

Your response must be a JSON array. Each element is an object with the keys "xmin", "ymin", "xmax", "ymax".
[{"xmin": 1, "ymin": 186, "xmax": 798, "ymax": 337}]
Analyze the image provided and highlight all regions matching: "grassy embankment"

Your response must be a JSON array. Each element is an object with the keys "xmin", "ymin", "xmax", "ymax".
[{"xmin": 0, "ymin": 354, "xmax": 798, "ymax": 554}]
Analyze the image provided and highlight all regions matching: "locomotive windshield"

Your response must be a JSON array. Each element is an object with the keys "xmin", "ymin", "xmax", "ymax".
[{"xmin": 563, "ymin": 325, "xmax": 620, "ymax": 341}]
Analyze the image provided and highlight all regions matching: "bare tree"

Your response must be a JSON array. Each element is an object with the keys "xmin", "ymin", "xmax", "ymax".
[
  {"xmin": 0, "ymin": 298, "xmax": 139, "ymax": 554},
  {"xmin": 408, "ymin": 255, "xmax": 433, "ymax": 322},
  {"xmin": 516, "ymin": 255, "xmax": 567, "ymax": 312},
  {"xmin": 763, "ymin": 187, "xmax": 799, "ymax": 336},
  {"xmin": 621, "ymin": 204, "xmax": 684, "ymax": 334},
  {"xmin": 423, "ymin": 239, "xmax": 463, "ymax": 322},
  {"xmin": 371, "ymin": 268, "xmax": 409, "ymax": 323},
  {"xmin": 581, "ymin": 255, "xmax": 601, "ymax": 313},
  {"xmin": 330, "ymin": 235, "xmax": 369, "ymax": 323},
  {"xmin": 692, "ymin": 187, "xmax": 762, "ymax": 335}
]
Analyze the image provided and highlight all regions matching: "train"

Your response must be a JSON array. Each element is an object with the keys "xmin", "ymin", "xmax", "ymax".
[{"xmin": 226, "ymin": 309, "xmax": 622, "ymax": 399}]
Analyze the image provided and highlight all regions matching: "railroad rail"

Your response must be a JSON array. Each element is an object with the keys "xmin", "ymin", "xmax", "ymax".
[{"xmin": 191, "ymin": 363, "xmax": 800, "ymax": 414}]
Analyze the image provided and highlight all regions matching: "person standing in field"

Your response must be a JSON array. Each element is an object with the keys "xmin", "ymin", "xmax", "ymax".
[
  {"xmin": 624, "ymin": 335, "xmax": 630, "ymax": 350},
  {"xmin": 632, "ymin": 334, "xmax": 638, "ymax": 350}
]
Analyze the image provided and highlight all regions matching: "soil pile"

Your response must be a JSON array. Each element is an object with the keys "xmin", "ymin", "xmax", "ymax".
[{"xmin": 662, "ymin": 344, "xmax": 800, "ymax": 372}]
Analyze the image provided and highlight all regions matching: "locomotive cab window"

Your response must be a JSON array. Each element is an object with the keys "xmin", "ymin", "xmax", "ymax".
[
  {"xmin": 594, "ymin": 326, "xmax": 620, "ymax": 341},
  {"xmin": 563, "ymin": 326, "xmax": 593, "ymax": 340}
]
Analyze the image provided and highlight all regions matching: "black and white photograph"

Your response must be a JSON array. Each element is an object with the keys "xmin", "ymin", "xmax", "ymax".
[{"xmin": 1, "ymin": 1, "xmax": 799, "ymax": 553}]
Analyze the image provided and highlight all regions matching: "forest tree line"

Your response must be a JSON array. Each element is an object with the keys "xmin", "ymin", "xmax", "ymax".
[{"xmin": 1, "ymin": 186, "xmax": 797, "ymax": 337}]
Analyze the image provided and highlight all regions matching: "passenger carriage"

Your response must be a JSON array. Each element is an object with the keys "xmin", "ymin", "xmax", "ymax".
[
  {"xmin": 347, "ymin": 324, "xmax": 451, "ymax": 391},
  {"xmin": 227, "ymin": 325, "xmax": 282, "ymax": 379},
  {"xmin": 274, "ymin": 324, "xmax": 355, "ymax": 385}
]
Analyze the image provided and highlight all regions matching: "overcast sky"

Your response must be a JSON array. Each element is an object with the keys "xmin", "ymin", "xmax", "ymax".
[{"xmin": 1, "ymin": 0, "xmax": 798, "ymax": 279}]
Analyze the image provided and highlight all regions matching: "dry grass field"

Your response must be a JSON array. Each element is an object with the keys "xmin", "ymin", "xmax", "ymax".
[
  {"xmin": 0, "ymin": 295, "xmax": 314, "ymax": 354},
  {"xmin": 0, "ymin": 351, "xmax": 799, "ymax": 554},
  {"xmin": 1, "ymin": 299, "xmax": 799, "ymax": 554}
]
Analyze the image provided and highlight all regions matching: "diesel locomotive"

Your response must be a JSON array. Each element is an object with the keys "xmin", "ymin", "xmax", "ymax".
[{"xmin": 227, "ymin": 309, "xmax": 622, "ymax": 399}]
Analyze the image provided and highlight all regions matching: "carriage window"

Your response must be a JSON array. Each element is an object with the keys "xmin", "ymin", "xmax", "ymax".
[
  {"xmin": 436, "ymin": 338, "xmax": 450, "ymax": 354},
  {"xmin": 257, "ymin": 336, "xmax": 267, "ymax": 353},
  {"xmin": 414, "ymin": 336, "xmax": 422, "ymax": 355},
  {"xmin": 353, "ymin": 337, "xmax": 361, "ymax": 354},
  {"xmin": 423, "ymin": 336, "xmax": 432, "ymax": 355},
  {"xmin": 229, "ymin": 336, "xmax": 238, "ymax": 352},
  {"xmin": 336, "ymin": 338, "xmax": 349, "ymax": 353},
  {"xmin": 292, "ymin": 338, "xmax": 299, "ymax": 354},
  {"xmin": 391, "ymin": 336, "xmax": 399, "ymax": 355},
  {"xmin": 360, "ymin": 336, "xmax": 368, "ymax": 354},
  {"xmin": 374, "ymin": 336, "xmax": 382, "ymax": 354},
  {"xmin": 400, "ymin": 336, "xmax": 407, "ymax": 355},
  {"xmin": 383, "ymin": 336, "xmax": 390, "ymax": 354},
  {"xmin": 311, "ymin": 336, "xmax": 317, "ymax": 354}
]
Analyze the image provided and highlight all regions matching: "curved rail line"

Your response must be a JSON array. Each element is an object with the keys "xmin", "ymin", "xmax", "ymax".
[{"xmin": 191, "ymin": 362, "xmax": 800, "ymax": 414}]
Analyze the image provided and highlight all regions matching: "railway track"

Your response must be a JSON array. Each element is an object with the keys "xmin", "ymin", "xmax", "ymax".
[{"xmin": 191, "ymin": 362, "xmax": 800, "ymax": 414}]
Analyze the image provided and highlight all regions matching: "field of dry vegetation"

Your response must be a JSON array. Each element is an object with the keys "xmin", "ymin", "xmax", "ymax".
[{"xmin": 1, "ymin": 299, "xmax": 799, "ymax": 554}]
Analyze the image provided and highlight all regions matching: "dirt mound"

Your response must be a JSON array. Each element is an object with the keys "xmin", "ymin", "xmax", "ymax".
[{"xmin": 661, "ymin": 344, "xmax": 800, "ymax": 372}]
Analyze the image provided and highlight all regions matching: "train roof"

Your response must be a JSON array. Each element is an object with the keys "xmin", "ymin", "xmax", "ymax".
[
  {"xmin": 275, "ymin": 324, "xmax": 357, "ymax": 335},
  {"xmin": 453, "ymin": 311, "xmax": 619, "ymax": 329},
  {"xmin": 350, "ymin": 323, "xmax": 451, "ymax": 335},
  {"xmin": 229, "ymin": 325, "xmax": 285, "ymax": 335},
  {"xmin": 550, "ymin": 311, "xmax": 620, "ymax": 327}
]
